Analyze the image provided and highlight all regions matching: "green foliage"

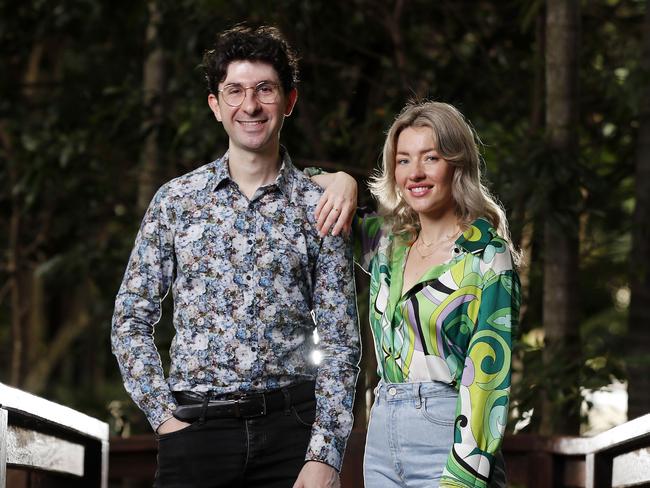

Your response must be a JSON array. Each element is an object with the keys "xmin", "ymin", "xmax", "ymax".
[{"xmin": 0, "ymin": 0, "xmax": 645, "ymax": 436}]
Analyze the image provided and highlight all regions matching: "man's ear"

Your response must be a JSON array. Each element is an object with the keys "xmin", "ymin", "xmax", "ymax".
[
  {"xmin": 208, "ymin": 93, "xmax": 222, "ymax": 122},
  {"xmin": 284, "ymin": 88, "xmax": 298, "ymax": 116}
]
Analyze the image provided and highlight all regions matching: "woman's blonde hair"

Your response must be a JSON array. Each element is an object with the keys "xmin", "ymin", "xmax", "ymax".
[{"xmin": 369, "ymin": 101, "xmax": 516, "ymax": 255}]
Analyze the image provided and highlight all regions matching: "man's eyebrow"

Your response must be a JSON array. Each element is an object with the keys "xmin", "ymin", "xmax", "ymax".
[{"xmin": 223, "ymin": 80, "xmax": 275, "ymax": 87}]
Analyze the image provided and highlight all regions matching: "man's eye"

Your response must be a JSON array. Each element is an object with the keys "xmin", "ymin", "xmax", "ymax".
[
  {"xmin": 257, "ymin": 84, "xmax": 274, "ymax": 94},
  {"xmin": 226, "ymin": 86, "xmax": 242, "ymax": 95}
]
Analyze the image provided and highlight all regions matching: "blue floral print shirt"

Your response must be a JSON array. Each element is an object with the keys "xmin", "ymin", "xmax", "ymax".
[{"xmin": 111, "ymin": 150, "xmax": 360, "ymax": 470}]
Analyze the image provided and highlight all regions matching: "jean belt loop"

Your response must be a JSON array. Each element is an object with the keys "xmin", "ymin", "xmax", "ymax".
[
  {"xmin": 415, "ymin": 383, "xmax": 422, "ymax": 409},
  {"xmin": 282, "ymin": 387, "xmax": 291, "ymax": 415},
  {"xmin": 198, "ymin": 395, "xmax": 209, "ymax": 424}
]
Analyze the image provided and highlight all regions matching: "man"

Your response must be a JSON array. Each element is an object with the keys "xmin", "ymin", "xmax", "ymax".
[{"xmin": 111, "ymin": 25, "xmax": 360, "ymax": 488}]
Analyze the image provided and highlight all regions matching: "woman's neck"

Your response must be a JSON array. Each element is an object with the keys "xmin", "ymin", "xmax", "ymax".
[{"xmin": 417, "ymin": 209, "xmax": 460, "ymax": 244}]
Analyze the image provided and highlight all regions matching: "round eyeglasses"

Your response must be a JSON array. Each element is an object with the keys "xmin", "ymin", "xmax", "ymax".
[{"xmin": 217, "ymin": 81, "xmax": 281, "ymax": 107}]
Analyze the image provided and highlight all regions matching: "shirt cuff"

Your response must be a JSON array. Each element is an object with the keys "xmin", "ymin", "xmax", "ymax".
[
  {"xmin": 142, "ymin": 392, "xmax": 178, "ymax": 432},
  {"xmin": 304, "ymin": 428, "xmax": 346, "ymax": 472}
]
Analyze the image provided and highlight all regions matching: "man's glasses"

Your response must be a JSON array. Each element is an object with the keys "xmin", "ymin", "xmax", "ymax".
[{"xmin": 217, "ymin": 81, "xmax": 281, "ymax": 107}]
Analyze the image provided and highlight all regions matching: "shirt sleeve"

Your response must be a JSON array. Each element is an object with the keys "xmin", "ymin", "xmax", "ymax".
[
  {"xmin": 440, "ymin": 242, "xmax": 520, "ymax": 487},
  {"xmin": 306, "ymin": 232, "xmax": 361, "ymax": 471},
  {"xmin": 352, "ymin": 210, "xmax": 385, "ymax": 273},
  {"xmin": 111, "ymin": 186, "xmax": 177, "ymax": 431}
]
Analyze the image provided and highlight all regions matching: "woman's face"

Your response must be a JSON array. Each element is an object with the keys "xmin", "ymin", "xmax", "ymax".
[{"xmin": 394, "ymin": 126, "xmax": 455, "ymax": 219}]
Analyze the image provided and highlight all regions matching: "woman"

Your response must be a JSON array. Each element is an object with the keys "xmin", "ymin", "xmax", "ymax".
[{"xmin": 310, "ymin": 101, "xmax": 519, "ymax": 487}]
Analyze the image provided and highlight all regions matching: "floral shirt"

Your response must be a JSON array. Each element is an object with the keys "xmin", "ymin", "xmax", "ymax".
[
  {"xmin": 355, "ymin": 216, "xmax": 519, "ymax": 487},
  {"xmin": 111, "ymin": 150, "xmax": 360, "ymax": 470}
]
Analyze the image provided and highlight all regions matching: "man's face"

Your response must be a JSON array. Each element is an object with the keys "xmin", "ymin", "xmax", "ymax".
[{"xmin": 208, "ymin": 60, "xmax": 297, "ymax": 156}]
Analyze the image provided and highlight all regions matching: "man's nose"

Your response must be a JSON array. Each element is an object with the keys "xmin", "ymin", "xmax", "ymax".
[{"xmin": 241, "ymin": 88, "xmax": 261, "ymax": 113}]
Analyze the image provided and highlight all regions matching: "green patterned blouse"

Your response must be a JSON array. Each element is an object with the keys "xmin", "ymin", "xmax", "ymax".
[{"xmin": 355, "ymin": 215, "xmax": 520, "ymax": 488}]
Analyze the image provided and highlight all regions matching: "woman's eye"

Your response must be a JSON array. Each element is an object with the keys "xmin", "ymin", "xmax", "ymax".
[
  {"xmin": 397, "ymin": 159, "xmax": 409, "ymax": 165},
  {"xmin": 425, "ymin": 155, "xmax": 439, "ymax": 162}
]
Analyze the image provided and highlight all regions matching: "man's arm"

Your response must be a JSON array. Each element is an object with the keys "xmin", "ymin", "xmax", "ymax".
[
  {"xmin": 111, "ymin": 186, "xmax": 178, "ymax": 432},
  {"xmin": 305, "ymin": 228, "xmax": 361, "ymax": 473}
]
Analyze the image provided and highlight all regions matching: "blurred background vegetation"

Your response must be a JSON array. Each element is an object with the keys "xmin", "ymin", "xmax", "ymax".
[{"xmin": 1, "ymin": 0, "xmax": 648, "ymax": 439}]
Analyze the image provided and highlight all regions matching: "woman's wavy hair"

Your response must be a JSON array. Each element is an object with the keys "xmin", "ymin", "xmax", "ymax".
[{"xmin": 369, "ymin": 101, "xmax": 518, "ymax": 260}]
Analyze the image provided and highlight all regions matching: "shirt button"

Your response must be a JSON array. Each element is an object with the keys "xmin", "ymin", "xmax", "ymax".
[
  {"xmin": 388, "ymin": 387, "xmax": 397, "ymax": 396},
  {"xmin": 251, "ymin": 346, "xmax": 257, "ymax": 352},
  {"xmin": 247, "ymin": 239, "xmax": 253, "ymax": 245},
  {"xmin": 246, "ymin": 275, "xmax": 252, "ymax": 281}
]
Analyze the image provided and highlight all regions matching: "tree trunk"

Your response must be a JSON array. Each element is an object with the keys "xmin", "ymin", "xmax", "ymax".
[
  {"xmin": 23, "ymin": 282, "xmax": 93, "ymax": 394},
  {"xmin": 627, "ymin": 4, "xmax": 650, "ymax": 421},
  {"xmin": 137, "ymin": 0, "xmax": 165, "ymax": 215},
  {"xmin": 541, "ymin": 0, "xmax": 581, "ymax": 436}
]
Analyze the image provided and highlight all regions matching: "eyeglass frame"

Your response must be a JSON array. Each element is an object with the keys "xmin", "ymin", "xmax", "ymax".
[{"xmin": 217, "ymin": 81, "xmax": 282, "ymax": 107}]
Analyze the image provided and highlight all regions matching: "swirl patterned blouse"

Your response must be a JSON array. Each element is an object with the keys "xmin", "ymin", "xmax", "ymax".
[
  {"xmin": 111, "ymin": 150, "xmax": 360, "ymax": 470},
  {"xmin": 355, "ymin": 215, "xmax": 520, "ymax": 487}
]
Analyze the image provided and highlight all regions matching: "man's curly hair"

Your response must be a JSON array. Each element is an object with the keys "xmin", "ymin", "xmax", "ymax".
[{"xmin": 203, "ymin": 24, "xmax": 299, "ymax": 95}]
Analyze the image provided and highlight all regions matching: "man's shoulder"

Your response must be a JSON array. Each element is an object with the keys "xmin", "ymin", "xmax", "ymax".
[
  {"xmin": 158, "ymin": 161, "xmax": 218, "ymax": 201},
  {"xmin": 287, "ymin": 165, "xmax": 323, "ymax": 208}
]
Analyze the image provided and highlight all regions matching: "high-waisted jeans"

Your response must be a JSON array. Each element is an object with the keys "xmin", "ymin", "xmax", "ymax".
[{"xmin": 363, "ymin": 381, "xmax": 507, "ymax": 488}]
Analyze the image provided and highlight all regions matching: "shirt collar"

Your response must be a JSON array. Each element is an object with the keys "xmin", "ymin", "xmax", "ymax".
[
  {"xmin": 209, "ymin": 147, "xmax": 294, "ymax": 198},
  {"xmin": 455, "ymin": 218, "xmax": 496, "ymax": 254}
]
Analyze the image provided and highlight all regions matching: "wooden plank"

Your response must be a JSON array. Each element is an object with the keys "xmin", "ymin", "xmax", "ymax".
[
  {"xmin": 100, "ymin": 439, "xmax": 109, "ymax": 488},
  {"xmin": 0, "ymin": 408, "xmax": 7, "ymax": 488},
  {"xmin": 588, "ymin": 414, "xmax": 650, "ymax": 454},
  {"xmin": 585, "ymin": 453, "xmax": 596, "ymax": 488},
  {"xmin": 612, "ymin": 448, "xmax": 650, "ymax": 487},
  {"xmin": 0, "ymin": 383, "xmax": 108, "ymax": 442},
  {"xmin": 5, "ymin": 425, "xmax": 84, "ymax": 477}
]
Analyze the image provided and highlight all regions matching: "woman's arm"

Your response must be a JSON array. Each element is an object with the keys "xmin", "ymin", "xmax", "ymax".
[
  {"xmin": 310, "ymin": 171, "xmax": 358, "ymax": 237},
  {"xmin": 441, "ymin": 245, "xmax": 520, "ymax": 487}
]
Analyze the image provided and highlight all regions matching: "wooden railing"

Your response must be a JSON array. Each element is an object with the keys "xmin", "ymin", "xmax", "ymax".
[
  {"xmin": 109, "ymin": 415, "xmax": 650, "ymax": 487},
  {"xmin": 503, "ymin": 414, "xmax": 650, "ymax": 487},
  {"xmin": 0, "ymin": 383, "xmax": 109, "ymax": 488}
]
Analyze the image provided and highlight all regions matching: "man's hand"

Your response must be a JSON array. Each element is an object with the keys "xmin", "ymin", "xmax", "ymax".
[
  {"xmin": 292, "ymin": 461, "xmax": 340, "ymax": 488},
  {"xmin": 156, "ymin": 416, "xmax": 192, "ymax": 435}
]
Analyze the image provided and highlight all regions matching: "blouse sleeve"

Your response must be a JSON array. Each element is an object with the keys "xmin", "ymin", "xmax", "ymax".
[
  {"xmin": 352, "ymin": 210, "xmax": 385, "ymax": 273},
  {"xmin": 440, "ymin": 239, "xmax": 520, "ymax": 487}
]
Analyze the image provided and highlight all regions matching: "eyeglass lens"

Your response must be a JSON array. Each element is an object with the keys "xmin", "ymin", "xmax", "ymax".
[{"xmin": 222, "ymin": 83, "xmax": 279, "ymax": 106}]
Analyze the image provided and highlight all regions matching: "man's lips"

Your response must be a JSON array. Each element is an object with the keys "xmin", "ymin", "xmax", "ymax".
[{"xmin": 237, "ymin": 119, "xmax": 267, "ymax": 126}]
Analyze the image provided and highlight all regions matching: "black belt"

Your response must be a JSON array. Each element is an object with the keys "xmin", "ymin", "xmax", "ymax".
[{"xmin": 172, "ymin": 381, "xmax": 315, "ymax": 421}]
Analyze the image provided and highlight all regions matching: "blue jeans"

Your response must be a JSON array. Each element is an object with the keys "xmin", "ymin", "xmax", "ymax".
[{"xmin": 363, "ymin": 381, "xmax": 457, "ymax": 487}]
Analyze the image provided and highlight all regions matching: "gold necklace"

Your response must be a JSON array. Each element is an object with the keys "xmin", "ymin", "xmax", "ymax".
[
  {"xmin": 413, "ymin": 238, "xmax": 451, "ymax": 258},
  {"xmin": 413, "ymin": 228, "xmax": 460, "ymax": 259}
]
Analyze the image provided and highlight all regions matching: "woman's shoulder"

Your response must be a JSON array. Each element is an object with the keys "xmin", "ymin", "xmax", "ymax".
[{"xmin": 457, "ymin": 218, "xmax": 514, "ymax": 273}]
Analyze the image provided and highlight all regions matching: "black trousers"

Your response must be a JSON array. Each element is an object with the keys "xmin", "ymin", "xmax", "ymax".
[{"xmin": 154, "ymin": 398, "xmax": 316, "ymax": 488}]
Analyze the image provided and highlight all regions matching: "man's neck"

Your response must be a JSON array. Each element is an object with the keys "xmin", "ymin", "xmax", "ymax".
[{"xmin": 227, "ymin": 144, "xmax": 282, "ymax": 199}]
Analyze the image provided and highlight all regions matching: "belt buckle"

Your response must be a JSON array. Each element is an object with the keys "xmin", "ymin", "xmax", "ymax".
[{"xmin": 237, "ymin": 394, "xmax": 266, "ymax": 418}]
